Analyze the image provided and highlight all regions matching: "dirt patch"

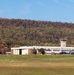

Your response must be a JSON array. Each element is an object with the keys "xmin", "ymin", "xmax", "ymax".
[{"xmin": 0, "ymin": 62, "xmax": 74, "ymax": 68}]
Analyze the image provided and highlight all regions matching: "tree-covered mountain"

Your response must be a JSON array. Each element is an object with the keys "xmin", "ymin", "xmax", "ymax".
[{"xmin": 0, "ymin": 18, "xmax": 74, "ymax": 49}]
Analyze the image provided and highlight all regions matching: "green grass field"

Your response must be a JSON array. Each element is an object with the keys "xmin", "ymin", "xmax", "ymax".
[{"xmin": 0, "ymin": 55, "xmax": 74, "ymax": 75}]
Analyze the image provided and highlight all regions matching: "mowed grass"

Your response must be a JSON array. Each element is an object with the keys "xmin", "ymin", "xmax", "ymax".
[{"xmin": 0, "ymin": 55, "xmax": 74, "ymax": 75}]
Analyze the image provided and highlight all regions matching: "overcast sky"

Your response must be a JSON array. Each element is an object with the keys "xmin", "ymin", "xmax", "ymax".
[{"xmin": 0, "ymin": 0, "xmax": 74, "ymax": 23}]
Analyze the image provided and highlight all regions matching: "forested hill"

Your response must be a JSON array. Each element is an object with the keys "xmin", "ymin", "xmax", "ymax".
[{"xmin": 0, "ymin": 18, "xmax": 74, "ymax": 47}]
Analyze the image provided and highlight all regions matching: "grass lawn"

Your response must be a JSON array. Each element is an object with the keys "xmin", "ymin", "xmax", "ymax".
[{"xmin": 0, "ymin": 55, "xmax": 74, "ymax": 75}]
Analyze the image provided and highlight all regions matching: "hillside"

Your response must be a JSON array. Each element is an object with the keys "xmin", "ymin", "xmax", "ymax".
[{"xmin": 0, "ymin": 18, "xmax": 74, "ymax": 49}]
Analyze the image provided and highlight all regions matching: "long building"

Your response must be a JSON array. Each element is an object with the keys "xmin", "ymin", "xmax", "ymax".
[{"xmin": 11, "ymin": 40, "xmax": 74, "ymax": 55}]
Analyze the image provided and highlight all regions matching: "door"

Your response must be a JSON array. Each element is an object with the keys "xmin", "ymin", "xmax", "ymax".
[{"xmin": 19, "ymin": 49, "xmax": 22, "ymax": 55}]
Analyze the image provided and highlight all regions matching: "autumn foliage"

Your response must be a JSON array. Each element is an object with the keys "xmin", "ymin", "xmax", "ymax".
[{"xmin": 0, "ymin": 18, "xmax": 74, "ymax": 49}]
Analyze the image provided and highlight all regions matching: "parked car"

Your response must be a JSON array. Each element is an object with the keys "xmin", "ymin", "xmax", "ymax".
[{"xmin": 59, "ymin": 52, "xmax": 67, "ymax": 54}]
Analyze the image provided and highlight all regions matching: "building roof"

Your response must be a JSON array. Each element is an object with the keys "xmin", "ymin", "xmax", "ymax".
[{"xmin": 11, "ymin": 46, "xmax": 74, "ymax": 50}]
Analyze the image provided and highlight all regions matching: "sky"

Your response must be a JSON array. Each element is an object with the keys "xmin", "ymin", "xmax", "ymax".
[{"xmin": 0, "ymin": 0, "xmax": 74, "ymax": 23}]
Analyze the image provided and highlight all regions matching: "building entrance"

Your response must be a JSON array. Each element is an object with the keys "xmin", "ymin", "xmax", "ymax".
[{"xmin": 19, "ymin": 49, "xmax": 22, "ymax": 55}]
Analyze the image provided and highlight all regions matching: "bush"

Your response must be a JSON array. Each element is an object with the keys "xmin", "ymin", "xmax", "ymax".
[
  {"xmin": 33, "ymin": 48, "xmax": 37, "ymax": 54},
  {"xmin": 38, "ymin": 48, "xmax": 45, "ymax": 55}
]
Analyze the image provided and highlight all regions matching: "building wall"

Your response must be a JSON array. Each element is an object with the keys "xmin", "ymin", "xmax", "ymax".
[
  {"xmin": 11, "ymin": 46, "xmax": 74, "ymax": 55},
  {"xmin": 60, "ymin": 40, "xmax": 66, "ymax": 47},
  {"xmin": 22, "ymin": 49, "xmax": 28, "ymax": 55},
  {"xmin": 28, "ymin": 49, "xmax": 33, "ymax": 54},
  {"xmin": 13, "ymin": 49, "xmax": 19, "ymax": 55},
  {"xmin": 11, "ymin": 48, "xmax": 29, "ymax": 55}
]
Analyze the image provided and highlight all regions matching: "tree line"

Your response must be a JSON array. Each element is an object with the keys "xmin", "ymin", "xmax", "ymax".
[{"xmin": 0, "ymin": 18, "xmax": 74, "ymax": 51}]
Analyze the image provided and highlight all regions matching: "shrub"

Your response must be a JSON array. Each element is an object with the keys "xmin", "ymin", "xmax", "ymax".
[{"xmin": 38, "ymin": 48, "xmax": 45, "ymax": 55}]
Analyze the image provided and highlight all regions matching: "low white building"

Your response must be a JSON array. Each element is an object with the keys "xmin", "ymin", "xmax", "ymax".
[
  {"xmin": 11, "ymin": 40, "xmax": 74, "ymax": 55},
  {"xmin": 32, "ymin": 46, "xmax": 74, "ymax": 54},
  {"xmin": 11, "ymin": 46, "xmax": 33, "ymax": 55}
]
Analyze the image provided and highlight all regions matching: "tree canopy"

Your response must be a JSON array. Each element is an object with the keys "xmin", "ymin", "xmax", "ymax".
[{"xmin": 0, "ymin": 18, "xmax": 74, "ymax": 49}]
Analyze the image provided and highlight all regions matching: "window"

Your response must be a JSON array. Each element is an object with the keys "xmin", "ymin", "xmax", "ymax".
[
  {"xmin": 53, "ymin": 50, "xmax": 60, "ymax": 51},
  {"xmin": 45, "ymin": 49, "xmax": 51, "ymax": 51}
]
